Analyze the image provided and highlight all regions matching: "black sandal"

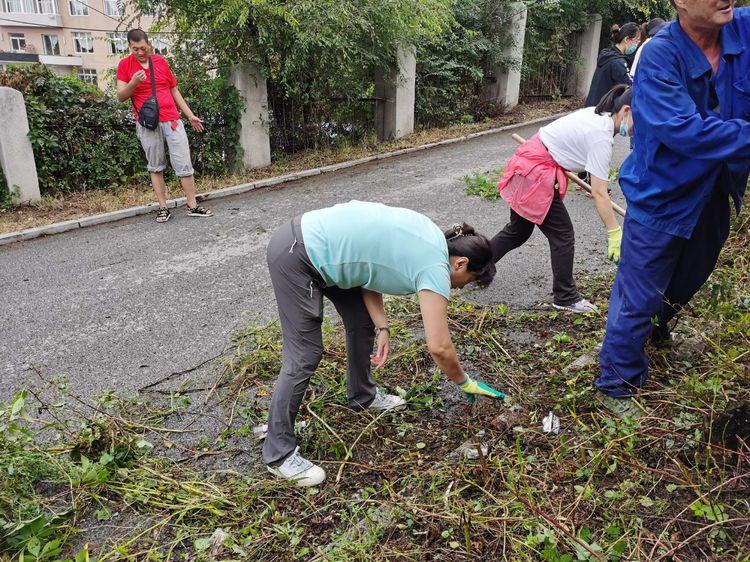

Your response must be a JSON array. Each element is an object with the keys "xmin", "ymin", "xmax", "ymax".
[
  {"xmin": 186, "ymin": 205, "xmax": 213, "ymax": 217},
  {"xmin": 156, "ymin": 207, "xmax": 171, "ymax": 223}
]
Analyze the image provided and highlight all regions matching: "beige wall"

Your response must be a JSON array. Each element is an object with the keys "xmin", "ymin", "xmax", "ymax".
[{"xmin": 1, "ymin": 0, "xmax": 159, "ymax": 88}]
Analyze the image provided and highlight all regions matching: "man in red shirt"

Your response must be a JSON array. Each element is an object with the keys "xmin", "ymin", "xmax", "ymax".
[{"xmin": 116, "ymin": 28, "xmax": 212, "ymax": 223}]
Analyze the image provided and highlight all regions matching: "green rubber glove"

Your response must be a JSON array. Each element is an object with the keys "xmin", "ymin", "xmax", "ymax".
[
  {"xmin": 459, "ymin": 375, "xmax": 506, "ymax": 404},
  {"xmin": 608, "ymin": 227, "xmax": 622, "ymax": 264}
]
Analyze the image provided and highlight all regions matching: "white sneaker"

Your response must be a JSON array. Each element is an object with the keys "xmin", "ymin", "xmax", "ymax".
[
  {"xmin": 267, "ymin": 447, "xmax": 326, "ymax": 487},
  {"xmin": 553, "ymin": 298, "xmax": 599, "ymax": 314},
  {"xmin": 367, "ymin": 387, "xmax": 407, "ymax": 412}
]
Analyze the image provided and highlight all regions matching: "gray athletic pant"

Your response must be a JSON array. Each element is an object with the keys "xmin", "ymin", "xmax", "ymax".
[{"xmin": 262, "ymin": 217, "xmax": 377, "ymax": 466}]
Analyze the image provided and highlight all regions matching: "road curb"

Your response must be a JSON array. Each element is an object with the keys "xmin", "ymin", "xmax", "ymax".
[{"xmin": 0, "ymin": 112, "xmax": 568, "ymax": 247}]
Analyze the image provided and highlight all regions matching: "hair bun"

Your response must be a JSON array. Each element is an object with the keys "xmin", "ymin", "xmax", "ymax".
[
  {"xmin": 444, "ymin": 222, "xmax": 477, "ymax": 241},
  {"xmin": 610, "ymin": 24, "xmax": 621, "ymax": 41}
]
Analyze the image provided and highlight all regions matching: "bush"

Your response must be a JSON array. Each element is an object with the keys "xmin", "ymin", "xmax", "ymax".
[
  {"xmin": 0, "ymin": 64, "xmax": 242, "ymax": 197},
  {"xmin": 162, "ymin": 48, "xmax": 243, "ymax": 176},
  {"xmin": 416, "ymin": 0, "xmax": 506, "ymax": 127},
  {"xmin": 0, "ymin": 66, "xmax": 146, "ymax": 196},
  {"xmin": 141, "ymin": 0, "xmax": 455, "ymax": 154},
  {"xmin": 181, "ymin": 74, "xmax": 242, "ymax": 177},
  {"xmin": 0, "ymin": 166, "xmax": 10, "ymax": 209}
]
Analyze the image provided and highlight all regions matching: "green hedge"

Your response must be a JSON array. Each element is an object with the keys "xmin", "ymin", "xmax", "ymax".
[
  {"xmin": 0, "ymin": 165, "xmax": 9, "ymax": 209},
  {"xmin": 416, "ymin": 0, "xmax": 508, "ymax": 127},
  {"xmin": 0, "ymin": 64, "xmax": 242, "ymax": 198}
]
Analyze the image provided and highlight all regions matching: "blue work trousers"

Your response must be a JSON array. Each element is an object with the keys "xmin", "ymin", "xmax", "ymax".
[{"xmin": 596, "ymin": 190, "xmax": 730, "ymax": 397}]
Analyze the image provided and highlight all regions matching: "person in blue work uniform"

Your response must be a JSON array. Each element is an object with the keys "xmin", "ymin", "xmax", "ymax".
[
  {"xmin": 263, "ymin": 201, "xmax": 505, "ymax": 486},
  {"xmin": 596, "ymin": 0, "xmax": 750, "ymax": 418}
]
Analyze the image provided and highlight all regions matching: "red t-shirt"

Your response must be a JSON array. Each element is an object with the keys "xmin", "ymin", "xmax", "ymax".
[{"xmin": 116, "ymin": 54, "xmax": 181, "ymax": 122}]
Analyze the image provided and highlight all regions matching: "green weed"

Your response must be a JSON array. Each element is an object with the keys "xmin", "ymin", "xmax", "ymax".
[
  {"xmin": 462, "ymin": 168, "xmax": 504, "ymax": 200},
  {"xmin": 2, "ymin": 214, "xmax": 749, "ymax": 561}
]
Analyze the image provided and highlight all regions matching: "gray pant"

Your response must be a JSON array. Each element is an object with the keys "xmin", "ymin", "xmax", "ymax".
[
  {"xmin": 136, "ymin": 121, "xmax": 195, "ymax": 177},
  {"xmin": 262, "ymin": 217, "xmax": 377, "ymax": 466}
]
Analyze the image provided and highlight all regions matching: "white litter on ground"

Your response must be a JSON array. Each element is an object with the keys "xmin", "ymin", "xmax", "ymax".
[
  {"xmin": 542, "ymin": 411, "xmax": 561, "ymax": 434},
  {"xmin": 253, "ymin": 421, "xmax": 308, "ymax": 440},
  {"xmin": 451, "ymin": 437, "xmax": 490, "ymax": 460}
]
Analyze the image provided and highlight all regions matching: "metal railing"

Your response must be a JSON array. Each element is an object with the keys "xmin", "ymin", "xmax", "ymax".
[
  {"xmin": 520, "ymin": 27, "xmax": 582, "ymax": 99},
  {"xmin": 1, "ymin": 0, "xmax": 57, "ymax": 14}
]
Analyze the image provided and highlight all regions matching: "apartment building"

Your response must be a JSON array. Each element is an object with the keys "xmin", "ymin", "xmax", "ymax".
[{"xmin": 0, "ymin": 0, "xmax": 165, "ymax": 88}]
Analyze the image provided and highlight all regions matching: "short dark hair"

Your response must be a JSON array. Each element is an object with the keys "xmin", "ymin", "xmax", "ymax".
[
  {"xmin": 595, "ymin": 84, "xmax": 633, "ymax": 116},
  {"xmin": 610, "ymin": 22, "xmax": 640, "ymax": 44},
  {"xmin": 127, "ymin": 28, "xmax": 148, "ymax": 44},
  {"xmin": 444, "ymin": 223, "xmax": 496, "ymax": 287},
  {"xmin": 646, "ymin": 18, "xmax": 667, "ymax": 37}
]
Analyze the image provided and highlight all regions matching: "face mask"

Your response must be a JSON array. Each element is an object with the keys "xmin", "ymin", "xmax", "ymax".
[
  {"xmin": 625, "ymin": 44, "xmax": 638, "ymax": 55},
  {"xmin": 620, "ymin": 115, "xmax": 634, "ymax": 137}
]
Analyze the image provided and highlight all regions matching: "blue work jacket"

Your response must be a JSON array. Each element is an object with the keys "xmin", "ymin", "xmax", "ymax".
[{"xmin": 620, "ymin": 8, "xmax": 750, "ymax": 238}]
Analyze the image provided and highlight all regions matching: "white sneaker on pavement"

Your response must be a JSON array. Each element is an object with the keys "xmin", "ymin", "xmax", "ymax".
[
  {"xmin": 267, "ymin": 447, "xmax": 326, "ymax": 487},
  {"xmin": 553, "ymin": 298, "xmax": 599, "ymax": 314},
  {"xmin": 367, "ymin": 387, "xmax": 407, "ymax": 412}
]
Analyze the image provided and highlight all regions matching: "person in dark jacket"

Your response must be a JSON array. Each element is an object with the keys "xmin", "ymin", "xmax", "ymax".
[{"xmin": 584, "ymin": 23, "xmax": 641, "ymax": 107}]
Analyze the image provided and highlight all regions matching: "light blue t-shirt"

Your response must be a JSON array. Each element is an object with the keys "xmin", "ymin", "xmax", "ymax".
[{"xmin": 301, "ymin": 201, "xmax": 451, "ymax": 299}]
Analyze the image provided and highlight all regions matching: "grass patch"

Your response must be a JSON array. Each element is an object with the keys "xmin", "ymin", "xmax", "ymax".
[
  {"xmin": 3, "ymin": 212, "xmax": 749, "ymax": 561},
  {"xmin": 462, "ymin": 168, "xmax": 504, "ymax": 200}
]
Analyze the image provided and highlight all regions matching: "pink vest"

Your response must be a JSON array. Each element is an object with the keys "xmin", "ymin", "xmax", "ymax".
[{"xmin": 497, "ymin": 134, "xmax": 569, "ymax": 224}]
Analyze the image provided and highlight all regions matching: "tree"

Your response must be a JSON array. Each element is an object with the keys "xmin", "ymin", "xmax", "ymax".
[
  {"xmin": 135, "ymin": 0, "xmax": 455, "ymax": 99},
  {"xmin": 604, "ymin": 0, "xmax": 675, "ymax": 28}
]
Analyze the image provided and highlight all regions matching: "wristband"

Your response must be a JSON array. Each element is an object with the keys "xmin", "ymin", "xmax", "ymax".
[{"xmin": 374, "ymin": 326, "xmax": 390, "ymax": 337}]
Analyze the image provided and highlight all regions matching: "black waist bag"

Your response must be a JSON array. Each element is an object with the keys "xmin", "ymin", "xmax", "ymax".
[{"xmin": 135, "ymin": 57, "xmax": 159, "ymax": 130}]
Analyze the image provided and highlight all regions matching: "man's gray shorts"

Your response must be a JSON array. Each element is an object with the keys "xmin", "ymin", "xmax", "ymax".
[{"xmin": 136, "ymin": 121, "xmax": 195, "ymax": 177}]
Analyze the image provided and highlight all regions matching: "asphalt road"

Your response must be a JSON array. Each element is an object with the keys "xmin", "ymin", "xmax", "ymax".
[{"xmin": 0, "ymin": 120, "xmax": 631, "ymax": 402}]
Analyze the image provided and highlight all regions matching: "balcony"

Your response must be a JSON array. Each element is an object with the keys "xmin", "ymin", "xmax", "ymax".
[
  {"xmin": 0, "ymin": 12, "xmax": 62, "ymax": 26},
  {"xmin": 0, "ymin": 0, "xmax": 62, "ymax": 28},
  {"xmin": 0, "ymin": 51, "xmax": 38, "ymax": 63},
  {"xmin": 39, "ymin": 54, "xmax": 82, "ymax": 66}
]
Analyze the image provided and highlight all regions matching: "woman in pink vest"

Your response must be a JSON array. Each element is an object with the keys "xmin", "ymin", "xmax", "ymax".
[{"xmin": 491, "ymin": 85, "xmax": 631, "ymax": 313}]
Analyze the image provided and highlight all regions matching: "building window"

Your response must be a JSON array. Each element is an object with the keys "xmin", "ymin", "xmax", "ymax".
[
  {"xmin": 72, "ymin": 31, "xmax": 93, "ymax": 53},
  {"xmin": 107, "ymin": 32, "xmax": 127, "ymax": 55},
  {"xmin": 3, "ymin": 0, "xmax": 24, "ymax": 13},
  {"xmin": 77, "ymin": 68, "xmax": 98, "ymax": 86},
  {"xmin": 3, "ymin": 0, "xmax": 57, "ymax": 13},
  {"xmin": 151, "ymin": 37, "xmax": 168, "ymax": 55},
  {"xmin": 10, "ymin": 33, "xmax": 26, "ymax": 52},
  {"xmin": 42, "ymin": 34, "xmax": 60, "ymax": 55},
  {"xmin": 103, "ymin": 0, "xmax": 120, "ymax": 16},
  {"xmin": 36, "ymin": 0, "xmax": 57, "ymax": 14},
  {"xmin": 68, "ymin": 0, "xmax": 87, "ymax": 15}
]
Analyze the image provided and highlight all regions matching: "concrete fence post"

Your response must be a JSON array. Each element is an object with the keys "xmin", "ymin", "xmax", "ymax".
[
  {"xmin": 482, "ymin": 1, "xmax": 528, "ymax": 110},
  {"xmin": 375, "ymin": 45, "xmax": 416, "ymax": 142},
  {"xmin": 229, "ymin": 63, "xmax": 272, "ymax": 170},
  {"xmin": 0, "ymin": 87, "xmax": 41, "ymax": 204},
  {"xmin": 567, "ymin": 14, "xmax": 603, "ymax": 98}
]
